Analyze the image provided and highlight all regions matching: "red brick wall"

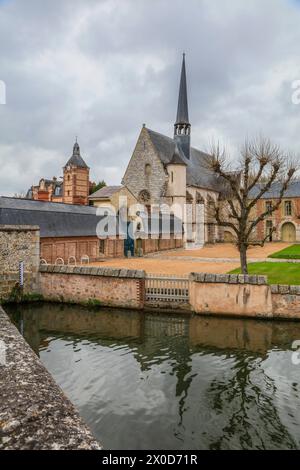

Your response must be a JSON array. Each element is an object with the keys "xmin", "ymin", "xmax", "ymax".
[
  {"xmin": 255, "ymin": 198, "xmax": 300, "ymax": 241},
  {"xmin": 142, "ymin": 237, "xmax": 183, "ymax": 254},
  {"xmin": 41, "ymin": 237, "xmax": 124, "ymax": 264}
]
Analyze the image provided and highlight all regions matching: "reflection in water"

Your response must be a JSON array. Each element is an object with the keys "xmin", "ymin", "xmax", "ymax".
[{"xmin": 6, "ymin": 302, "xmax": 300, "ymax": 450}]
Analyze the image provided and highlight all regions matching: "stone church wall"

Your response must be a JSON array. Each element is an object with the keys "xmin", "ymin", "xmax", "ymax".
[{"xmin": 0, "ymin": 225, "xmax": 40, "ymax": 301}]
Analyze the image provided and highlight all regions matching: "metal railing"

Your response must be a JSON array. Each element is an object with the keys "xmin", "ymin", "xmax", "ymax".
[{"xmin": 145, "ymin": 273, "xmax": 189, "ymax": 304}]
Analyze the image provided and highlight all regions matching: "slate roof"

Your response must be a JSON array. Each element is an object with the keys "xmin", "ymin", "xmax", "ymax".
[
  {"xmin": 249, "ymin": 180, "xmax": 300, "ymax": 200},
  {"xmin": 176, "ymin": 54, "xmax": 190, "ymax": 125},
  {"xmin": 89, "ymin": 186, "xmax": 123, "ymax": 200},
  {"xmin": 0, "ymin": 197, "xmax": 108, "ymax": 238},
  {"xmin": 169, "ymin": 143, "xmax": 187, "ymax": 166},
  {"xmin": 146, "ymin": 128, "xmax": 220, "ymax": 191},
  {"xmin": 65, "ymin": 142, "xmax": 89, "ymax": 169},
  {"xmin": 0, "ymin": 197, "xmax": 183, "ymax": 238}
]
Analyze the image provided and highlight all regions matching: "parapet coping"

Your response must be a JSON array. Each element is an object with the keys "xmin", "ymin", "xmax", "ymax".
[
  {"xmin": 0, "ymin": 225, "xmax": 40, "ymax": 232},
  {"xmin": 40, "ymin": 264, "xmax": 146, "ymax": 279},
  {"xmin": 0, "ymin": 306, "xmax": 101, "ymax": 450},
  {"xmin": 190, "ymin": 273, "xmax": 268, "ymax": 286}
]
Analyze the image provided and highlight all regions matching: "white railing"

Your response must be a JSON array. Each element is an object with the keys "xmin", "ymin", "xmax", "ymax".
[{"xmin": 145, "ymin": 274, "xmax": 189, "ymax": 304}]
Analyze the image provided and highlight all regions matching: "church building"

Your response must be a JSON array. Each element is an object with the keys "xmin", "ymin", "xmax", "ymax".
[{"xmin": 121, "ymin": 54, "xmax": 221, "ymax": 248}]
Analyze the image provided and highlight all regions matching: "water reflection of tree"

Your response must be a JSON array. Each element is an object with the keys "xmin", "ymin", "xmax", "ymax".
[{"xmin": 207, "ymin": 353, "xmax": 297, "ymax": 450}]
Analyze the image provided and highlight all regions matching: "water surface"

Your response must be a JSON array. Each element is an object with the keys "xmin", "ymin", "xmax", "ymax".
[{"xmin": 6, "ymin": 303, "xmax": 300, "ymax": 450}]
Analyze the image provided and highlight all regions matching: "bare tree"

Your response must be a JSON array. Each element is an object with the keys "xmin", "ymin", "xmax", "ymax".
[{"xmin": 206, "ymin": 138, "xmax": 297, "ymax": 274}]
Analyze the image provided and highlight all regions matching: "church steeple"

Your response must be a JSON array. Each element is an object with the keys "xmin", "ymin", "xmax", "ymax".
[{"xmin": 174, "ymin": 54, "xmax": 191, "ymax": 159}]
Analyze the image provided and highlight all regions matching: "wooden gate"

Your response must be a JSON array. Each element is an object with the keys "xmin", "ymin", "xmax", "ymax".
[
  {"xmin": 281, "ymin": 223, "xmax": 296, "ymax": 242},
  {"xmin": 145, "ymin": 274, "xmax": 189, "ymax": 304}
]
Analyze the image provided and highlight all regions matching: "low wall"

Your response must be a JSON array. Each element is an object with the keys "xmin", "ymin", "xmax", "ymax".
[
  {"xmin": 0, "ymin": 306, "xmax": 101, "ymax": 450},
  {"xmin": 40, "ymin": 265, "xmax": 145, "ymax": 309},
  {"xmin": 190, "ymin": 274, "xmax": 300, "ymax": 320},
  {"xmin": 271, "ymin": 284, "xmax": 300, "ymax": 319},
  {"xmin": 0, "ymin": 225, "xmax": 40, "ymax": 301},
  {"xmin": 190, "ymin": 274, "xmax": 274, "ymax": 319}
]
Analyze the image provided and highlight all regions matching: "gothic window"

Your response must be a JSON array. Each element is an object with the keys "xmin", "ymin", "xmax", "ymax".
[
  {"xmin": 196, "ymin": 192, "xmax": 205, "ymax": 204},
  {"xmin": 186, "ymin": 191, "xmax": 193, "ymax": 204}
]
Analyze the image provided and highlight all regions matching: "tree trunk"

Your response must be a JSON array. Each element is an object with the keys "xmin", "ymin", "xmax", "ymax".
[{"xmin": 240, "ymin": 244, "xmax": 248, "ymax": 275}]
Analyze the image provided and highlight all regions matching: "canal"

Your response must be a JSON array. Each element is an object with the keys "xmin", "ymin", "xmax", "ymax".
[{"xmin": 5, "ymin": 302, "xmax": 300, "ymax": 450}]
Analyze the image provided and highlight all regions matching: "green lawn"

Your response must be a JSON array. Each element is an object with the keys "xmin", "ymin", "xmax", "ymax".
[
  {"xmin": 229, "ymin": 262, "xmax": 300, "ymax": 285},
  {"xmin": 269, "ymin": 245, "xmax": 300, "ymax": 260}
]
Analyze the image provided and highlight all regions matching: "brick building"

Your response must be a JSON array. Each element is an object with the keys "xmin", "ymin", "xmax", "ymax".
[
  {"xmin": 250, "ymin": 181, "xmax": 300, "ymax": 243},
  {"xmin": 0, "ymin": 197, "xmax": 123, "ymax": 264},
  {"xmin": 27, "ymin": 140, "xmax": 91, "ymax": 206}
]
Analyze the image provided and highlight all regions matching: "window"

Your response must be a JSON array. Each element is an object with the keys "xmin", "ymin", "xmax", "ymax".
[
  {"xmin": 138, "ymin": 190, "xmax": 151, "ymax": 204},
  {"xmin": 99, "ymin": 240, "xmax": 105, "ymax": 254},
  {"xmin": 266, "ymin": 220, "xmax": 273, "ymax": 242},
  {"xmin": 171, "ymin": 171, "xmax": 174, "ymax": 183},
  {"xmin": 145, "ymin": 164, "xmax": 151, "ymax": 177},
  {"xmin": 285, "ymin": 201, "xmax": 292, "ymax": 217},
  {"xmin": 265, "ymin": 201, "xmax": 272, "ymax": 215}
]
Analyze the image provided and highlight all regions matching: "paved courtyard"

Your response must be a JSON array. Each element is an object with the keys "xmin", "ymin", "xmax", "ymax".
[
  {"xmin": 90, "ymin": 243, "xmax": 291, "ymax": 276},
  {"xmin": 148, "ymin": 242, "xmax": 290, "ymax": 261}
]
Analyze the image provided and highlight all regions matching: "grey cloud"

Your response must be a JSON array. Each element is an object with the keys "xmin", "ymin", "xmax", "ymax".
[{"xmin": 1, "ymin": 0, "xmax": 300, "ymax": 195}]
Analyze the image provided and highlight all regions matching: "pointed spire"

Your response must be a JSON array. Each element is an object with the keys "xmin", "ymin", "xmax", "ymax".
[
  {"xmin": 174, "ymin": 54, "xmax": 191, "ymax": 159},
  {"xmin": 175, "ymin": 53, "xmax": 190, "ymax": 126}
]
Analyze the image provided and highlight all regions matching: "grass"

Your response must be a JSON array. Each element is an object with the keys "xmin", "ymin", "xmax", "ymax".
[
  {"xmin": 229, "ymin": 262, "xmax": 300, "ymax": 285},
  {"xmin": 269, "ymin": 244, "xmax": 300, "ymax": 260}
]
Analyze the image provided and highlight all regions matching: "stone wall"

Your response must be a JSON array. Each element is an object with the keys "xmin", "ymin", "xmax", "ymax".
[
  {"xmin": 0, "ymin": 225, "xmax": 40, "ymax": 301},
  {"xmin": 271, "ymin": 284, "xmax": 300, "ymax": 319},
  {"xmin": 122, "ymin": 126, "xmax": 167, "ymax": 205},
  {"xmin": 190, "ymin": 273, "xmax": 300, "ymax": 320},
  {"xmin": 0, "ymin": 306, "xmax": 101, "ymax": 450},
  {"xmin": 190, "ymin": 273, "xmax": 273, "ymax": 319},
  {"xmin": 40, "ymin": 265, "xmax": 145, "ymax": 309}
]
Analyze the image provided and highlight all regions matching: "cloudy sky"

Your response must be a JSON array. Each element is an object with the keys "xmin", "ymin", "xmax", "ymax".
[{"xmin": 1, "ymin": 0, "xmax": 300, "ymax": 195}]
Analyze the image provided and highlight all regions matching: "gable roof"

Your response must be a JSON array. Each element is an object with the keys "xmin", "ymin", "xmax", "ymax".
[
  {"xmin": 249, "ymin": 180, "xmax": 300, "ymax": 200},
  {"xmin": 89, "ymin": 186, "xmax": 123, "ymax": 200},
  {"xmin": 146, "ymin": 128, "xmax": 219, "ymax": 191}
]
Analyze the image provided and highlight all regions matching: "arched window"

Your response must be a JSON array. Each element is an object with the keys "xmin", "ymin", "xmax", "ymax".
[{"xmin": 145, "ymin": 164, "xmax": 152, "ymax": 177}]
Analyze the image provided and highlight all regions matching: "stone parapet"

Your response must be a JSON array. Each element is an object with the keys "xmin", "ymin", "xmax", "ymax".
[
  {"xmin": 39, "ymin": 264, "xmax": 145, "ymax": 278},
  {"xmin": 0, "ymin": 306, "xmax": 101, "ymax": 450},
  {"xmin": 190, "ymin": 273, "xmax": 268, "ymax": 286},
  {"xmin": 40, "ymin": 266, "xmax": 146, "ymax": 309}
]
